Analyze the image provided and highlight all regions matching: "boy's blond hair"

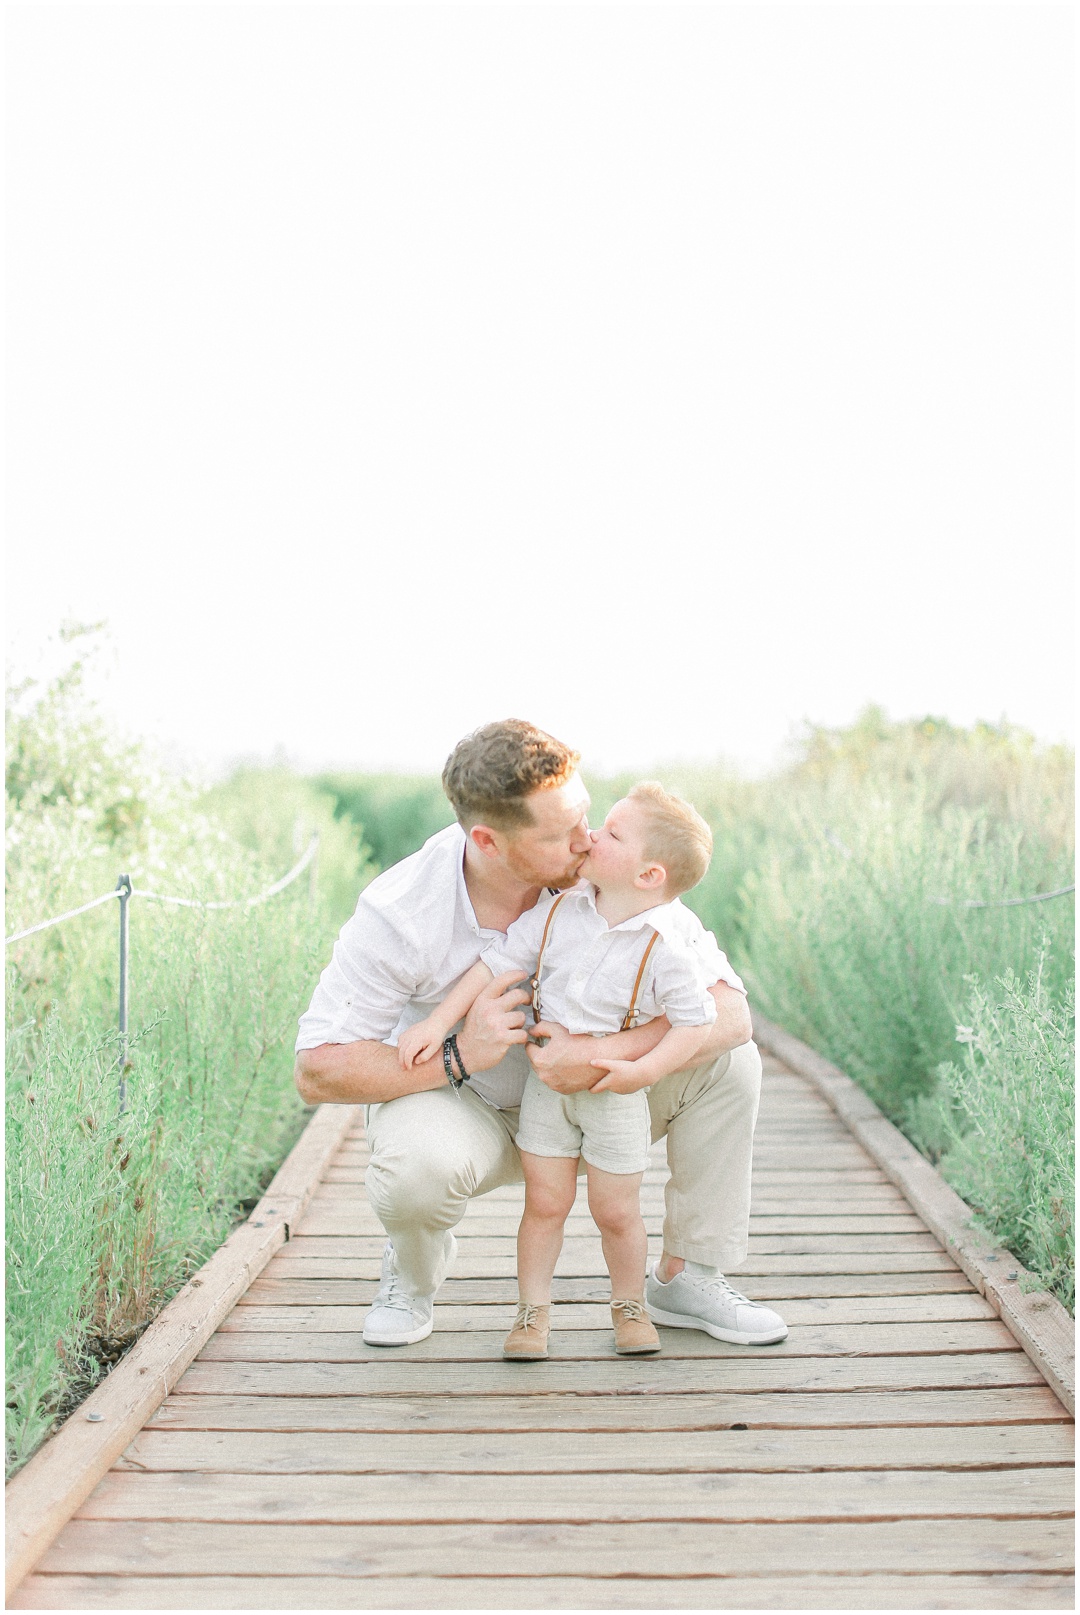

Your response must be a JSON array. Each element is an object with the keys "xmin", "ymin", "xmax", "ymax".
[{"xmin": 627, "ymin": 781, "xmax": 712, "ymax": 895}]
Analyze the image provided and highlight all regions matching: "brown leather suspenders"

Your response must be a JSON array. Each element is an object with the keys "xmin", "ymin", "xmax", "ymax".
[
  {"xmin": 620, "ymin": 928, "xmax": 661, "ymax": 1031},
  {"xmin": 530, "ymin": 892, "xmax": 660, "ymax": 1031},
  {"xmin": 530, "ymin": 892, "xmax": 568, "ymax": 1024}
]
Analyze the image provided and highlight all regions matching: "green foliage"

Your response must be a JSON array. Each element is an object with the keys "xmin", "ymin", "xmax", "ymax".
[
  {"xmin": 5, "ymin": 640, "xmax": 372, "ymax": 1474},
  {"xmin": 719, "ymin": 710, "xmax": 1075, "ymax": 1309},
  {"xmin": 314, "ymin": 773, "xmax": 453, "ymax": 873},
  {"xmin": 740, "ymin": 795, "xmax": 1073, "ymax": 1117},
  {"xmin": 909, "ymin": 961, "xmax": 1074, "ymax": 1309}
]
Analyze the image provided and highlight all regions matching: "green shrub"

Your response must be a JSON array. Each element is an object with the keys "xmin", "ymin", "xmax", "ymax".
[
  {"xmin": 5, "ymin": 644, "xmax": 372, "ymax": 1474},
  {"xmin": 314, "ymin": 773, "xmax": 453, "ymax": 874},
  {"xmin": 911, "ymin": 959, "xmax": 1074, "ymax": 1308}
]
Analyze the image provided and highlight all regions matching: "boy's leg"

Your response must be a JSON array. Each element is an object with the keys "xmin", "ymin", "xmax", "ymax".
[
  {"xmin": 517, "ymin": 1152, "xmax": 579, "ymax": 1303},
  {"xmin": 585, "ymin": 1163, "xmax": 647, "ymax": 1299},
  {"xmin": 364, "ymin": 1084, "xmax": 521, "ymax": 1298}
]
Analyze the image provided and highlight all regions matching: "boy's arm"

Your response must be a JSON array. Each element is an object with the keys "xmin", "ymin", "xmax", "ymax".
[
  {"xmin": 296, "ymin": 969, "xmax": 531, "ymax": 1104},
  {"xmin": 588, "ymin": 1021, "xmax": 713, "ymax": 1095},
  {"xmin": 399, "ymin": 961, "xmax": 496, "ymax": 1066}
]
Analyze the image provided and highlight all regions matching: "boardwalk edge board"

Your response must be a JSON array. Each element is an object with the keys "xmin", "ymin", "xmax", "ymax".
[
  {"xmin": 753, "ymin": 1016, "xmax": 1075, "ymax": 1415},
  {"xmin": 4, "ymin": 1102, "xmax": 363, "ymax": 1602}
]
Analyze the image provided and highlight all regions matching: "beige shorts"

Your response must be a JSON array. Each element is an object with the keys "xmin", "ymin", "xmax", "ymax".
[{"xmin": 515, "ymin": 1072, "xmax": 653, "ymax": 1176}]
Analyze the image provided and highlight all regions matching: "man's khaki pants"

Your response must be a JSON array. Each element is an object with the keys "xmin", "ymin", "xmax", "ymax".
[{"xmin": 364, "ymin": 1040, "xmax": 762, "ymax": 1298}]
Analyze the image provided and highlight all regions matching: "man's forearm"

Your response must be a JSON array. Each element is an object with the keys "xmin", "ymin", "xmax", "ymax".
[
  {"xmin": 590, "ymin": 984, "xmax": 753, "ymax": 1068},
  {"xmin": 295, "ymin": 1040, "xmax": 448, "ymax": 1105}
]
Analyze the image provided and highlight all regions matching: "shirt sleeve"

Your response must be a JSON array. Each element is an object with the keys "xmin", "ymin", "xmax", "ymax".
[
  {"xmin": 649, "ymin": 940, "xmax": 721, "ymax": 1028},
  {"xmin": 295, "ymin": 900, "xmax": 425, "ymax": 1051},
  {"xmin": 480, "ymin": 890, "xmax": 563, "ymax": 979},
  {"xmin": 691, "ymin": 929, "xmax": 746, "ymax": 996}
]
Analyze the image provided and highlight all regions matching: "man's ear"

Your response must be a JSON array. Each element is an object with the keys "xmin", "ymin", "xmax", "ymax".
[
  {"xmin": 469, "ymin": 824, "xmax": 502, "ymax": 859},
  {"xmin": 635, "ymin": 862, "xmax": 667, "ymax": 891}
]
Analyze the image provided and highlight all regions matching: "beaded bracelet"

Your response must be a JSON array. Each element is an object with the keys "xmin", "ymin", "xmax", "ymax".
[
  {"xmin": 447, "ymin": 1034, "xmax": 470, "ymax": 1084},
  {"xmin": 442, "ymin": 1037, "xmax": 464, "ymax": 1092}
]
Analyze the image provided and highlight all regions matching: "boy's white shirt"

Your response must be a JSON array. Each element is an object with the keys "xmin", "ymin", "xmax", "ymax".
[
  {"xmin": 296, "ymin": 823, "xmax": 745, "ymax": 1111},
  {"xmin": 481, "ymin": 884, "xmax": 743, "ymax": 1037}
]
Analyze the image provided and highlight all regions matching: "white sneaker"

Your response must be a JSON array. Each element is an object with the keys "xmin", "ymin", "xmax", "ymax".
[
  {"xmin": 645, "ymin": 1263, "xmax": 789, "ymax": 1345},
  {"xmin": 362, "ymin": 1234, "xmax": 457, "ymax": 1347}
]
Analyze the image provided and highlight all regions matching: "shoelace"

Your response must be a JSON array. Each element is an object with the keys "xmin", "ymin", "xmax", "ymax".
[
  {"xmin": 687, "ymin": 1271, "xmax": 750, "ymax": 1306},
  {"xmin": 612, "ymin": 1299, "xmax": 647, "ymax": 1321},
  {"xmin": 374, "ymin": 1264, "xmax": 416, "ymax": 1314},
  {"xmin": 513, "ymin": 1302, "xmax": 547, "ymax": 1331}
]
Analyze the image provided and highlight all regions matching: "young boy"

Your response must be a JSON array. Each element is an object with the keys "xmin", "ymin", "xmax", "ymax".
[{"xmin": 397, "ymin": 781, "xmax": 722, "ymax": 1361}]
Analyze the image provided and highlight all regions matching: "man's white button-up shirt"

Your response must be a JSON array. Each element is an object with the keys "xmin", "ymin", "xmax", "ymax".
[
  {"xmin": 481, "ymin": 885, "xmax": 744, "ymax": 1037},
  {"xmin": 296, "ymin": 823, "xmax": 744, "ymax": 1110},
  {"xmin": 295, "ymin": 824, "xmax": 532, "ymax": 1110}
]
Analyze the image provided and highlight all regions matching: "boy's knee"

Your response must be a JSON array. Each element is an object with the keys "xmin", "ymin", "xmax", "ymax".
[
  {"xmin": 525, "ymin": 1180, "xmax": 576, "ymax": 1222},
  {"xmin": 587, "ymin": 1187, "xmax": 641, "ymax": 1238}
]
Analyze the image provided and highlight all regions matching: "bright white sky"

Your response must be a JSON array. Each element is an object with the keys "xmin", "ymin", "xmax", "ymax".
[{"xmin": 6, "ymin": 2, "xmax": 1074, "ymax": 779}]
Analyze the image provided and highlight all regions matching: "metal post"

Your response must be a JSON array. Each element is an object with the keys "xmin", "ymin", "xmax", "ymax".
[{"xmin": 116, "ymin": 874, "xmax": 132, "ymax": 1113}]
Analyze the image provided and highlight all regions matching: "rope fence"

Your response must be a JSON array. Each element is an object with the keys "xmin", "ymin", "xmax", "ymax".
[
  {"xmin": 5, "ymin": 836, "xmax": 319, "ymax": 1112},
  {"xmin": 6, "ymin": 825, "xmax": 1071, "ymax": 1110},
  {"xmin": 928, "ymin": 884, "xmax": 1075, "ymax": 909}
]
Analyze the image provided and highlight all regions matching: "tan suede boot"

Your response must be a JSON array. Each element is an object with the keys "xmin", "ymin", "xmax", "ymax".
[
  {"xmin": 611, "ymin": 1298, "xmax": 661, "ymax": 1355},
  {"xmin": 503, "ymin": 1301, "xmax": 551, "ymax": 1361}
]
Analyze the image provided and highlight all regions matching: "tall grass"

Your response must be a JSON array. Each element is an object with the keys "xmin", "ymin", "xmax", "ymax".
[
  {"xmin": 5, "ymin": 646, "xmax": 371, "ymax": 1473},
  {"xmin": 909, "ymin": 959, "xmax": 1074, "ymax": 1309}
]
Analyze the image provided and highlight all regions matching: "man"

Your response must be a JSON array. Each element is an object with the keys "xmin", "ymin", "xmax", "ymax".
[{"xmin": 295, "ymin": 719, "xmax": 787, "ymax": 1348}]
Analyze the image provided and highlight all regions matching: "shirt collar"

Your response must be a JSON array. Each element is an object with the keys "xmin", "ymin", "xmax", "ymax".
[
  {"xmin": 577, "ymin": 885, "xmax": 686, "ymax": 939},
  {"xmin": 451, "ymin": 826, "xmax": 484, "ymax": 936}
]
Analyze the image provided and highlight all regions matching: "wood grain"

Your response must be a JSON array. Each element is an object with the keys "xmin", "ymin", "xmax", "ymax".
[
  {"xmin": 115, "ymin": 1422, "xmax": 1075, "ymax": 1475},
  {"xmin": 12, "ymin": 1573, "xmax": 1076, "ymax": 1609},
  {"xmin": 36, "ymin": 1517, "xmax": 1075, "ymax": 1577}
]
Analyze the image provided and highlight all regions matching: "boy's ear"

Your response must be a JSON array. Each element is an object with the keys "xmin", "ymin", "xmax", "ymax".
[{"xmin": 635, "ymin": 862, "xmax": 667, "ymax": 891}]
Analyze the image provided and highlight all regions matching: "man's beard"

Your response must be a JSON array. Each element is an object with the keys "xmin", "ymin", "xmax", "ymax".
[
  {"xmin": 546, "ymin": 862, "xmax": 587, "ymax": 890},
  {"xmin": 505, "ymin": 846, "xmax": 587, "ymax": 891}
]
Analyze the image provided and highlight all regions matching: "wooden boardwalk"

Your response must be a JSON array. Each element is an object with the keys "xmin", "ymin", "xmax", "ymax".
[{"xmin": 13, "ymin": 1050, "xmax": 1075, "ymax": 1610}]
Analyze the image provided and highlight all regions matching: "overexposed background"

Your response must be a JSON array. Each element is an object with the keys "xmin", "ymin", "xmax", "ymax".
[{"xmin": 6, "ymin": 2, "xmax": 1074, "ymax": 776}]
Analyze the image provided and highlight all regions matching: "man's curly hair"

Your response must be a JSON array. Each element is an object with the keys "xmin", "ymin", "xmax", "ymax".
[{"xmin": 442, "ymin": 720, "xmax": 580, "ymax": 831}]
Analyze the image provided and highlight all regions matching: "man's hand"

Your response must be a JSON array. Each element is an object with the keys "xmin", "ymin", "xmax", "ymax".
[
  {"xmin": 456, "ymin": 970, "xmax": 532, "ymax": 1074},
  {"xmin": 526, "ymin": 1021, "xmax": 608, "ymax": 1094}
]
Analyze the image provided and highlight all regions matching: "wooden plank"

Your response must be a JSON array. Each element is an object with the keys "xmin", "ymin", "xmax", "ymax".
[
  {"xmin": 36, "ymin": 1516, "xmax": 1075, "ymax": 1576},
  {"xmin": 173, "ymin": 1352, "xmax": 1046, "ymax": 1398},
  {"xmin": 754, "ymin": 1018, "xmax": 1076, "ymax": 1414},
  {"xmin": 115, "ymin": 1421, "xmax": 1076, "ymax": 1474},
  {"xmin": 289, "ymin": 1230, "xmax": 947, "ymax": 1254},
  {"xmin": 224, "ymin": 1293, "xmax": 1000, "ymax": 1331},
  {"xmin": 197, "ymin": 1320, "xmax": 1022, "ymax": 1362},
  {"xmin": 77, "ymin": 1466, "xmax": 1075, "ymax": 1523},
  {"xmin": 3, "ymin": 1104, "xmax": 363, "ymax": 1602},
  {"xmin": 313, "ymin": 1191, "xmax": 917, "ymax": 1216},
  {"xmin": 261, "ymin": 1252, "xmax": 962, "ymax": 1277},
  {"xmin": 296, "ymin": 1209, "xmax": 929, "ymax": 1235},
  {"xmin": 242, "ymin": 1271, "xmax": 980, "ymax": 1305},
  {"xmin": 147, "ymin": 1385, "xmax": 1072, "ymax": 1431},
  {"xmin": 13, "ymin": 1572, "xmax": 1077, "ymax": 1609}
]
